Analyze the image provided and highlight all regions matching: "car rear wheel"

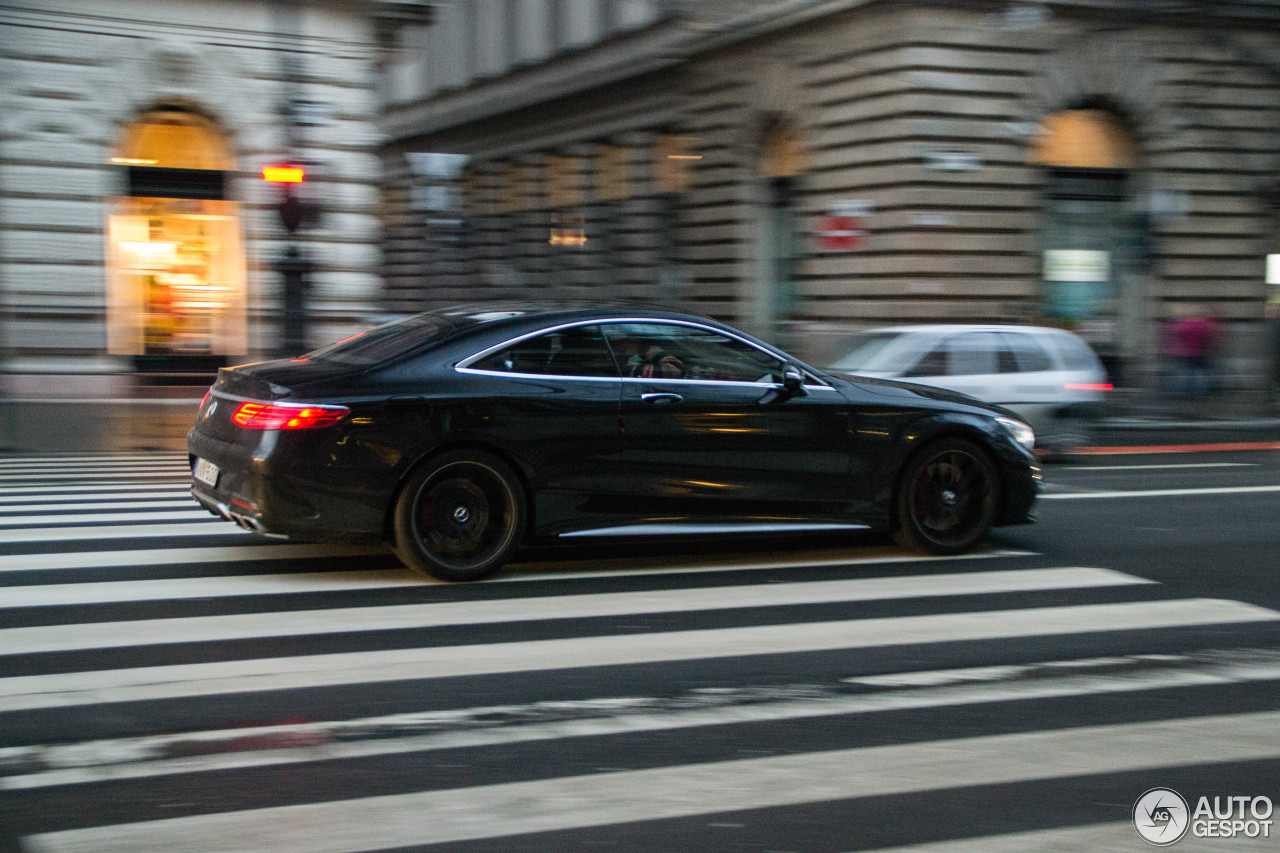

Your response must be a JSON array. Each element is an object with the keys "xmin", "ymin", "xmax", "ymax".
[
  {"xmin": 894, "ymin": 438, "xmax": 998, "ymax": 555},
  {"xmin": 393, "ymin": 450, "xmax": 526, "ymax": 582}
]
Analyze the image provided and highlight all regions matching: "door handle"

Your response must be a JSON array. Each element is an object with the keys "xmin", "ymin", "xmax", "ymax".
[{"xmin": 640, "ymin": 392, "xmax": 683, "ymax": 405}]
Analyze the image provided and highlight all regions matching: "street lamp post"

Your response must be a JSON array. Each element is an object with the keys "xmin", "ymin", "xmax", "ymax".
[{"xmin": 271, "ymin": 0, "xmax": 312, "ymax": 358}]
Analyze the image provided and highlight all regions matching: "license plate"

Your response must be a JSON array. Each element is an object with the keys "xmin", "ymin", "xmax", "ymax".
[{"xmin": 193, "ymin": 457, "xmax": 220, "ymax": 488}]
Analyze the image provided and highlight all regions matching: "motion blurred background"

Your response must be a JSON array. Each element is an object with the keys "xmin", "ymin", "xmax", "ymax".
[{"xmin": 2, "ymin": 0, "xmax": 1280, "ymax": 419}]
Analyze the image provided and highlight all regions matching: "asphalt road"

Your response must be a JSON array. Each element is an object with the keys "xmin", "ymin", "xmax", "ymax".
[{"xmin": 0, "ymin": 449, "xmax": 1278, "ymax": 852}]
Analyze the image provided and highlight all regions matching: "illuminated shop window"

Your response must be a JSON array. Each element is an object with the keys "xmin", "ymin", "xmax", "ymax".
[{"xmin": 105, "ymin": 108, "xmax": 248, "ymax": 360}]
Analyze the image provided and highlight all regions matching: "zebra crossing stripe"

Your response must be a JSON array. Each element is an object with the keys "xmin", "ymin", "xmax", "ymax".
[
  {"xmin": 854, "ymin": 822, "xmax": 1188, "ymax": 852},
  {"xmin": 8, "ymin": 650, "xmax": 1280, "ymax": 792},
  {"xmin": 21, "ymin": 710, "xmax": 1280, "ymax": 853},
  {"xmin": 0, "ymin": 472, "xmax": 189, "ymax": 482},
  {"xmin": 0, "ymin": 454, "xmax": 189, "ymax": 465},
  {"xmin": 0, "ymin": 484, "xmax": 191, "ymax": 496},
  {"xmin": 0, "ymin": 494, "xmax": 194, "ymax": 507},
  {"xmin": 0, "ymin": 598, "xmax": 1273, "ymax": 713},
  {"xmin": 0, "ymin": 568, "xmax": 426, "ymax": 609},
  {"xmin": 0, "ymin": 567, "xmax": 1151, "ymax": 650},
  {"xmin": 0, "ymin": 461, "xmax": 189, "ymax": 471},
  {"xmin": 0, "ymin": 521, "xmax": 250, "ymax": 544},
  {"xmin": 493, "ymin": 548, "xmax": 1036, "ymax": 583},
  {"xmin": 0, "ymin": 543, "xmax": 389, "ymax": 574},
  {"xmin": 0, "ymin": 510, "xmax": 211, "ymax": 527}
]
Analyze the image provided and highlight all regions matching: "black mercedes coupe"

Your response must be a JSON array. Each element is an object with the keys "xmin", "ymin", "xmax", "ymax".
[{"xmin": 188, "ymin": 305, "xmax": 1041, "ymax": 581}]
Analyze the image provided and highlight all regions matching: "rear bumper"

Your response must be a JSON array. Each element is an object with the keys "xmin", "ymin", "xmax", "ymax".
[
  {"xmin": 186, "ymin": 427, "xmax": 387, "ymax": 544},
  {"xmin": 191, "ymin": 486, "xmax": 286, "ymax": 537}
]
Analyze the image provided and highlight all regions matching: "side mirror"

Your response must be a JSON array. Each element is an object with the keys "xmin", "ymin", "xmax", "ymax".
[{"xmin": 782, "ymin": 366, "xmax": 806, "ymax": 397}]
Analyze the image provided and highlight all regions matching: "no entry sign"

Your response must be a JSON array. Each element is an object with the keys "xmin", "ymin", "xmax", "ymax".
[{"xmin": 816, "ymin": 214, "xmax": 867, "ymax": 251}]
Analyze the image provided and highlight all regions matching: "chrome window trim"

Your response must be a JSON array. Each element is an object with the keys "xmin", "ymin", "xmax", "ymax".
[{"xmin": 454, "ymin": 317, "xmax": 835, "ymax": 391}]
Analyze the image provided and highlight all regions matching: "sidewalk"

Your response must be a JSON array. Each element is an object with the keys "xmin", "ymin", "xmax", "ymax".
[
  {"xmin": 1, "ymin": 391, "xmax": 1279, "ymax": 455},
  {"xmin": 1087, "ymin": 387, "xmax": 1280, "ymax": 451},
  {"xmin": 0, "ymin": 398, "xmax": 202, "ymax": 454}
]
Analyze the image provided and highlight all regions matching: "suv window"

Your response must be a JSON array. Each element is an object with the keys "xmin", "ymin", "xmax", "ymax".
[
  {"xmin": 470, "ymin": 325, "xmax": 617, "ymax": 377},
  {"xmin": 1000, "ymin": 332, "xmax": 1054, "ymax": 372},
  {"xmin": 903, "ymin": 345, "xmax": 947, "ymax": 377},
  {"xmin": 1051, "ymin": 333, "xmax": 1101, "ymax": 371},
  {"xmin": 829, "ymin": 331, "xmax": 902, "ymax": 372},
  {"xmin": 946, "ymin": 332, "xmax": 999, "ymax": 375}
]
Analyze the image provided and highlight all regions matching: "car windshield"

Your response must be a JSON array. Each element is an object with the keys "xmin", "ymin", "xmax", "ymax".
[
  {"xmin": 304, "ymin": 315, "xmax": 455, "ymax": 366},
  {"xmin": 828, "ymin": 332, "xmax": 907, "ymax": 371}
]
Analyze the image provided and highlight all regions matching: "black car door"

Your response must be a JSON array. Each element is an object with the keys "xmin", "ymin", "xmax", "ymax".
[
  {"xmin": 459, "ymin": 323, "xmax": 625, "ymax": 533},
  {"xmin": 601, "ymin": 322, "xmax": 853, "ymax": 522}
]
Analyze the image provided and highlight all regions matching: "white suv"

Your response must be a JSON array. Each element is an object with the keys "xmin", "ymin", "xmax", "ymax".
[{"xmin": 826, "ymin": 324, "xmax": 1110, "ymax": 451}]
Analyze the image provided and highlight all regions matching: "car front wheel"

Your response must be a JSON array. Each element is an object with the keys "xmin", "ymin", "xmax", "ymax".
[
  {"xmin": 393, "ymin": 450, "xmax": 526, "ymax": 582},
  {"xmin": 894, "ymin": 438, "xmax": 999, "ymax": 555}
]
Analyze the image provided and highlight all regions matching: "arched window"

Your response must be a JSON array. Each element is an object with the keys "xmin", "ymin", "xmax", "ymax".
[
  {"xmin": 758, "ymin": 118, "xmax": 806, "ymax": 346},
  {"xmin": 1030, "ymin": 109, "xmax": 1140, "ymax": 170},
  {"xmin": 1030, "ymin": 107, "xmax": 1142, "ymax": 380},
  {"xmin": 114, "ymin": 108, "xmax": 233, "ymax": 170},
  {"xmin": 105, "ymin": 107, "xmax": 247, "ymax": 365}
]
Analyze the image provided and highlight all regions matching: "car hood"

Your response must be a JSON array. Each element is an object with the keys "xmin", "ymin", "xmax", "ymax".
[{"xmin": 832, "ymin": 372, "xmax": 1020, "ymax": 418}]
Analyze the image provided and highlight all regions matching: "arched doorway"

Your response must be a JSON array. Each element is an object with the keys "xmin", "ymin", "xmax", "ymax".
[
  {"xmin": 106, "ymin": 107, "xmax": 248, "ymax": 373},
  {"xmin": 756, "ymin": 117, "xmax": 807, "ymax": 348},
  {"xmin": 1031, "ymin": 107, "xmax": 1142, "ymax": 381}
]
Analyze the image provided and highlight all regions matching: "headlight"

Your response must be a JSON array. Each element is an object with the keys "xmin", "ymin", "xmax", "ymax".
[{"xmin": 995, "ymin": 416, "xmax": 1035, "ymax": 451}]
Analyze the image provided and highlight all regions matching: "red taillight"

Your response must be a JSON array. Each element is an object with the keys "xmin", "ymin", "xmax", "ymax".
[
  {"xmin": 1065, "ymin": 383, "xmax": 1113, "ymax": 391},
  {"xmin": 231, "ymin": 401, "xmax": 349, "ymax": 430}
]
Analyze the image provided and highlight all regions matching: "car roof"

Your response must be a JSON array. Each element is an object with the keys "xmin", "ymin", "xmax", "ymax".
[
  {"xmin": 420, "ymin": 301, "xmax": 752, "ymax": 339},
  {"xmin": 855, "ymin": 324, "xmax": 1077, "ymax": 336}
]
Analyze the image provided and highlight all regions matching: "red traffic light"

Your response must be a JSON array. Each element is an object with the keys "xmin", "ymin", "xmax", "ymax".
[{"xmin": 263, "ymin": 164, "xmax": 304, "ymax": 183}]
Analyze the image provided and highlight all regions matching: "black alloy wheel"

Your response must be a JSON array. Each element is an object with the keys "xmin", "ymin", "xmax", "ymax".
[
  {"xmin": 393, "ymin": 450, "xmax": 526, "ymax": 582},
  {"xmin": 894, "ymin": 438, "xmax": 999, "ymax": 555}
]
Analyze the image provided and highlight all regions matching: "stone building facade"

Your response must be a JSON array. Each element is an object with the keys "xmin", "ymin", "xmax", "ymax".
[
  {"xmin": 380, "ymin": 0, "xmax": 1280, "ymax": 396},
  {"xmin": 0, "ymin": 0, "xmax": 411, "ymax": 397}
]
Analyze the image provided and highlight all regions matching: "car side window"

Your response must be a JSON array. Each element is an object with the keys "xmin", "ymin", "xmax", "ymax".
[
  {"xmin": 999, "ymin": 333, "xmax": 1054, "ymax": 373},
  {"xmin": 946, "ymin": 333, "xmax": 999, "ymax": 376},
  {"xmin": 602, "ymin": 322, "xmax": 787, "ymax": 383},
  {"xmin": 470, "ymin": 325, "xmax": 618, "ymax": 377},
  {"xmin": 1052, "ymin": 333, "xmax": 1102, "ymax": 371},
  {"xmin": 903, "ymin": 345, "xmax": 947, "ymax": 377}
]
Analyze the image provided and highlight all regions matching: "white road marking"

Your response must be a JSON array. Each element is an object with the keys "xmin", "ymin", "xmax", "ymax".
[
  {"xmin": 0, "ymin": 522, "xmax": 251, "ymax": 544},
  {"xmin": 1040, "ymin": 485, "xmax": 1280, "ymax": 500},
  {"xmin": 0, "ymin": 491, "xmax": 193, "ymax": 505},
  {"xmin": 0, "ymin": 568, "xmax": 425, "ymax": 609},
  {"xmin": 7, "ymin": 651, "xmax": 1280, "ymax": 792},
  {"xmin": 0, "ymin": 510, "xmax": 213, "ymax": 527},
  {"xmin": 22, "ymin": 711, "xmax": 1280, "ymax": 852},
  {"xmin": 853, "ymin": 822, "xmax": 1249, "ymax": 852},
  {"xmin": 492, "ymin": 548, "xmax": 1038, "ymax": 583},
  {"xmin": 0, "ymin": 543, "xmax": 389, "ymax": 574},
  {"xmin": 1069, "ymin": 462, "xmax": 1256, "ymax": 471},
  {"xmin": 0, "ymin": 500, "xmax": 195, "ymax": 514},
  {"xmin": 0, "ymin": 483, "xmax": 191, "ymax": 496},
  {"xmin": 0, "ymin": 472, "xmax": 188, "ymax": 481},
  {"xmin": 0, "ymin": 567, "xmax": 1149, "ymax": 651},
  {"xmin": 0, "ymin": 598, "xmax": 1272, "ymax": 713},
  {"xmin": 0, "ymin": 462, "xmax": 189, "ymax": 471},
  {"xmin": 0, "ymin": 454, "xmax": 188, "ymax": 464}
]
